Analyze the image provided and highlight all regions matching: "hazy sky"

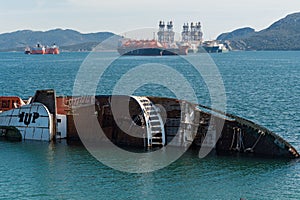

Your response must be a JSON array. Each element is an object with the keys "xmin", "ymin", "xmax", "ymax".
[{"xmin": 0, "ymin": 0, "xmax": 299, "ymax": 39}]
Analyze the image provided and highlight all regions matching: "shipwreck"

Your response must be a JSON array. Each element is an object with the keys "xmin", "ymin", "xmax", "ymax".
[{"xmin": 0, "ymin": 89, "xmax": 299, "ymax": 159}]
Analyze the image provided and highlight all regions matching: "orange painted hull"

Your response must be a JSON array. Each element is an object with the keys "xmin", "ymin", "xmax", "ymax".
[
  {"xmin": 31, "ymin": 49, "xmax": 46, "ymax": 54},
  {"xmin": 45, "ymin": 48, "xmax": 60, "ymax": 54},
  {"xmin": 27, "ymin": 46, "xmax": 60, "ymax": 54}
]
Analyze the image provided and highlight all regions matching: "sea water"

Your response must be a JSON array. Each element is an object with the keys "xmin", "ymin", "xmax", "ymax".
[{"xmin": 0, "ymin": 51, "xmax": 299, "ymax": 199}]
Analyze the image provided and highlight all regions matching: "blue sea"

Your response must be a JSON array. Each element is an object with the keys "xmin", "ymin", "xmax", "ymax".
[{"xmin": 0, "ymin": 51, "xmax": 299, "ymax": 199}]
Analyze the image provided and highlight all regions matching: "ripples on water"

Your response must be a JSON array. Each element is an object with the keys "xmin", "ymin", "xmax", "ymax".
[
  {"xmin": 0, "ymin": 141, "xmax": 299, "ymax": 200},
  {"xmin": 0, "ymin": 51, "xmax": 299, "ymax": 199}
]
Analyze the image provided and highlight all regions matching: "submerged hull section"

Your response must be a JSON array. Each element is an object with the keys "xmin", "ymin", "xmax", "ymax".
[
  {"xmin": 202, "ymin": 107, "xmax": 299, "ymax": 158},
  {"xmin": 64, "ymin": 95, "xmax": 299, "ymax": 159}
]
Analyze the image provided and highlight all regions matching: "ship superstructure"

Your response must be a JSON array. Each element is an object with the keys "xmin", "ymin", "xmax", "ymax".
[
  {"xmin": 181, "ymin": 22, "xmax": 203, "ymax": 52},
  {"xmin": 181, "ymin": 22, "xmax": 203, "ymax": 43},
  {"xmin": 157, "ymin": 21, "xmax": 175, "ymax": 45}
]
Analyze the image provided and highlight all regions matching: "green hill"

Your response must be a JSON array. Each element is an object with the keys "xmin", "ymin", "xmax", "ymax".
[
  {"xmin": 0, "ymin": 29, "xmax": 119, "ymax": 52},
  {"xmin": 217, "ymin": 12, "xmax": 300, "ymax": 50}
]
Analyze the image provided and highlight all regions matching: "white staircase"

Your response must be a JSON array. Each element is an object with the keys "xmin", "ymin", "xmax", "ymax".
[{"xmin": 131, "ymin": 96, "xmax": 166, "ymax": 148}]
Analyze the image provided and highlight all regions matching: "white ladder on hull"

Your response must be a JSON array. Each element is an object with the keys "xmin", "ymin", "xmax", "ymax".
[{"xmin": 131, "ymin": 96, "xmax": 166, "ymax": 148}]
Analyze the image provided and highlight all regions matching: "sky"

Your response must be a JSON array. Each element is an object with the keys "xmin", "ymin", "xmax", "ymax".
[{"xmin": 0, "ymin": 0, "xmax": 300, "ymax": 39}]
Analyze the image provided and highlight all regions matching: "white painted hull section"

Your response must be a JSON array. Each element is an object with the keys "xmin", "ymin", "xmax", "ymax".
[
  {"xmin": 0, "ymin": 103, "xmax": 52, "ymax": 141},
  {"xmin": 56, "ymin": 114, "xmax": 67, "ymax": 139}
]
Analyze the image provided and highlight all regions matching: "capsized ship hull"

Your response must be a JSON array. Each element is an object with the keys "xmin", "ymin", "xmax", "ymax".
[{"xmin": 0, "ymin": 90, "xmax": 299, "ymax": 159}]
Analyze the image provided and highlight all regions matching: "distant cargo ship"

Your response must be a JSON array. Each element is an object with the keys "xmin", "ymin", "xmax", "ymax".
[
  {"xmin": 25, "ymin": 43, "xmax": 60, "ymax": 55},
  {"xmin": 117, "ymin": 39, "xmax": 189, "ymax": 56},
  {"xmin": 199, "ymin": 41, "xmax": 229, "ymax": 53},
  {"xmin": 118, "ymin": 21, "xmax": 189, "ymax": 56}
]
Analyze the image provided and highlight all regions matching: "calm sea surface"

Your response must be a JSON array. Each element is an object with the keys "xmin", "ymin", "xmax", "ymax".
[{"xmin": 0, "ymin": 51, "xmax": 299, "ymax": 199}]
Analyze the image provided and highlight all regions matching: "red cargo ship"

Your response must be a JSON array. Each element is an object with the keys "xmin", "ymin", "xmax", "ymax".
[{"xmin": 25, "ymin": 43, "xmax": 60, "ymax": 54}]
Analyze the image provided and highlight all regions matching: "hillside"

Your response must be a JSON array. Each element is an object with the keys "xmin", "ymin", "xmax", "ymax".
[
  {"xmin": 217, "ymin": 27, "xmax": 255, "ymax": 41},
  {"xmin": 0, "ymin": 29, "xmax": 119, "ymax": 52},
  {"xmin": 217, "ymin": 12, "xmax": 300, "ymax": 50}
]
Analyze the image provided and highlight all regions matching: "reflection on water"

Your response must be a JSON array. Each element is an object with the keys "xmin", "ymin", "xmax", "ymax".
[{"xmin": 0, "ymin": 140, "xmax": 298, "ymax": 199}]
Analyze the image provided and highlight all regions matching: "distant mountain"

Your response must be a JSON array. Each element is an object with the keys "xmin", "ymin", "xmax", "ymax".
[
  {"xmin": 0, "ymin": 29, "xmax": 120, "ymax": 52},
  {"xmin": 217, "ymin": 12, "xmax": 300, "ymax": 50},
  {"xmin": 217, "ymin": 27, "xmax": 255, "ymax": 41}
]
